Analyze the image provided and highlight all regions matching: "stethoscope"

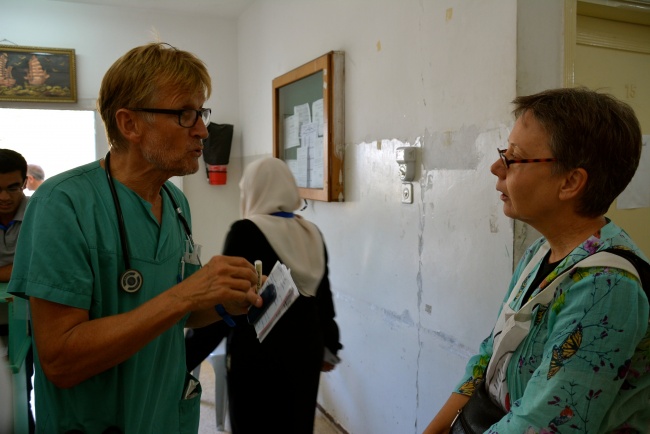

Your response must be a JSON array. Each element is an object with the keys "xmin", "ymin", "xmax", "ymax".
[{"xmin": 104, "ymin": 152, "xmax": 196, "ymax": 293}]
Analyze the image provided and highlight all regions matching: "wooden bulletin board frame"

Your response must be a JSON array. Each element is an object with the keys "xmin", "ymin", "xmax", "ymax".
[{"xmin": 273, "ymin": 51, "xmax": 344, "ymax": 202}]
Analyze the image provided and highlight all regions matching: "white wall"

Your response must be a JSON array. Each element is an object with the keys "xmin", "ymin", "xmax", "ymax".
[
  {"xmin": 2, "ymin": 0, "xmax": 243, "ymax": 256},
  {"xmin": 237, "ymin": 1, "xmax": 518, "ymax": 433}
]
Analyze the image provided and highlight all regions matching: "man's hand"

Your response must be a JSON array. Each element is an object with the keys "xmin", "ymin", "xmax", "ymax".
[
  {"xmin": 179, "ymin": 255, "xmax": 261, "ymax": 315},
  {"xmin": 32, "ymin": 255, "xmax": 263, "ymax": 387}
]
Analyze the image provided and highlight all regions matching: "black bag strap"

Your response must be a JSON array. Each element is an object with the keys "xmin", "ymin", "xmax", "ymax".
[{"xmin": 603, "ymin": 248, "xmax": 650, "ymax": 299}]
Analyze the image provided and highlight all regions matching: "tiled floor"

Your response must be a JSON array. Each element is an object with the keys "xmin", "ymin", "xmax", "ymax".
[{"xmin": 196, "ymin": 359, "xmax": 344, "ymax": 434}]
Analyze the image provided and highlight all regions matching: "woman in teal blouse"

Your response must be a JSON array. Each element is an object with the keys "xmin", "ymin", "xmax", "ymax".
[{"xmin": 424, "ymin": 88, "xmax": 649, "ymax": 434}]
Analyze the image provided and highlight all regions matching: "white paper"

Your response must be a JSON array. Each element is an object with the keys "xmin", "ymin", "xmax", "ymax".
[
  {"xmin": 283, "ymin": 115, "xmax": 300, "ymax": 150},
  {"xmin": 294, "ymin": 103, "xmax": 311, "ymax": 128},
  {"xmin": 310, "ymin": 141, "xmax": 324, "ymax": 188},
  {"xmin": 183, "ymin": 377, "xmax": 200, "ymax": 399},
  {"xmin": 286, "ymin": 159, "xmax": 301, "ymax": 185},
  {"xmin": 253, "ymin": 261, "xmax": 299, "ymax": 342},
  {"xmin": 617, "ymin": 135, "xmax": 650, "ymax": 209},
  {"xmin": 295, "ymin": 147, "xmax": 308, "ymax": 187},
  {"xmin": 300, "ymin": 122, "xmax": 322, "ymax": 188},
  {"xmin": 312, "ymin": 99, "xmax": 324, "ymax": 136},
  {"xmin": 300, "ymin": 122, "xmax": 318, "ymax": 149}
]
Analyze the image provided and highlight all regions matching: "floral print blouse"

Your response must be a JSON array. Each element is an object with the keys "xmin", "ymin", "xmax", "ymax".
[{"xmin": 455, "ymin": 220, "xmax": 650, "ymax": 433}]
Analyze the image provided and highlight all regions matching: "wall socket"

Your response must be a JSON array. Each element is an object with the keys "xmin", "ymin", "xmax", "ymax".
[{"xmin": 402, "ymin": 182, "xmax": 413, "ymax": 204}]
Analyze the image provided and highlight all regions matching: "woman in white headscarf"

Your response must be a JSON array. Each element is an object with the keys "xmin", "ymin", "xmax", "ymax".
[{"xmin": 223, "ymin": 157, "xmax": 342, "ymax": 434}]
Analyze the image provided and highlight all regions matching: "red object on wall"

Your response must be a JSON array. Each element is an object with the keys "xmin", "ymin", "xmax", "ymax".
[
  {"xmin": 202, "ymin": 123, "xmax": 233, "ymax": 185},
  {"xmin": 206, "ymin": 164, "xmax": 228, "ymax": 185}
]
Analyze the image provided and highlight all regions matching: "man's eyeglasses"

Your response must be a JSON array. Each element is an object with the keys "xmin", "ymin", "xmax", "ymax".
[
  {"xmin": 0, "ymin": 184, "xmax": 24, "ymax": 194},
  {"xmin": 497, "ymin": 148, "xmax": 557, "ymax": 169},
  {"xmin": 128, "ymin": 108, "xmax": 211, "ymax": 128}
]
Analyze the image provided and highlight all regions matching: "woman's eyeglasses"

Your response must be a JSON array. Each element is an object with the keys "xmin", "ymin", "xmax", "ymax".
[{"xmin": 497, "ymin": 148, "xmax": 557, "ymax": 169}]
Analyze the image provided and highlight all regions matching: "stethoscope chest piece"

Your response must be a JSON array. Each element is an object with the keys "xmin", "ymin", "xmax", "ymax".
[{"xmin": 120, "ymin": 269, "xmax": 143, "ymax": 293}]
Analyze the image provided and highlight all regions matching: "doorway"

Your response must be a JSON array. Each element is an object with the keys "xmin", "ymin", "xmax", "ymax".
[
  {"xmin": 573, "ymin": 1, "xmax": 650, "ymax": 255},
  {"xmin": 0, "ymin": 108, "xmax": 96, "ymax": 191}
]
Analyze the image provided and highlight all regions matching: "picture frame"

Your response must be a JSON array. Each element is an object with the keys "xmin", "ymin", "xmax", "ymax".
[
  {"xmin": 273, "ymin": 51, "xmax": 345, "ymax": 202},
  {"xmin": 0, "ymin": 45, "xmax": 77, "ymax": 103}
]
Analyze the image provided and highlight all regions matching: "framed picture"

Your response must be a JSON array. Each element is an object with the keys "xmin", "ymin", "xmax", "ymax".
[
  {"xmin": 0, "ymin": 45, "xmax": 77, "ymax": 103},
  {"xmin": 273, "ymin": 51, "xmax": 345, "ymax": 202}
]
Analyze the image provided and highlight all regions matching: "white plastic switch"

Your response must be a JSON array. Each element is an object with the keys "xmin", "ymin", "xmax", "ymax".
[
  {"xmin": 396, "ymin": 147, "xmax": 416, "ymax": 182},
  {"xmin": 402, "ymin": 183, "xmax": 413, "ymax": 204}
]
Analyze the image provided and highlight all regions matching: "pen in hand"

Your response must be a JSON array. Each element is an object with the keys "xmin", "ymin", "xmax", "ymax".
[{"xmin": 255, "ymin": 260, "xmax": 262, "ymax": 293}]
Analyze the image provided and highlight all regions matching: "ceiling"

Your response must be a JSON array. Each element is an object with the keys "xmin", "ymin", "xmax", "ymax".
[
  {"xmin": 49, "ymin": 0, "xmax": 650, "ymax": 22},
  {"xmin": 48, "ymin": 0, "xmax": 256, "ymax": 18}
]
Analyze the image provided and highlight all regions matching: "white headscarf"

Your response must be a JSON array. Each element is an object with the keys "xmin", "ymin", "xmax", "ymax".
[{"xmin": 239, "ymin": 157, "xmax": 325, "ymax": 297}]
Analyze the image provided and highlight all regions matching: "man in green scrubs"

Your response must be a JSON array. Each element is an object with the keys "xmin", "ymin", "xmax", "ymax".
[{"xmin": 8, "ymin": 43, "xmax": 262, "ymax": 434}]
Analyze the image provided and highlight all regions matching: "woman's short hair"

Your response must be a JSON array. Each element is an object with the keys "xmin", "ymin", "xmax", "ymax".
[
  {"xmin": 97, "ymin": 43, "xmax": 211, "ymax": 151},
  {"xmin": 512, "ymin": 87, "xmax": 642, "ymax": 218}
]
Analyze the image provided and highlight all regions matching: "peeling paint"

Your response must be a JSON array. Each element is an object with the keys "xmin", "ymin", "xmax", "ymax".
[
  {"xmin": 415, "ymin": 189, "xmax": 427, "ymax": 430},
  {"xmin": 421, "ymin": 171, "xmax": 435, "ymax": 193},
  {"xmin": 421, "ymin": 125, "xmax": 481, "ymax": 171},
  {"xmin": 335, "ymin": 142, "xmax": 345, "ymax": 159}
]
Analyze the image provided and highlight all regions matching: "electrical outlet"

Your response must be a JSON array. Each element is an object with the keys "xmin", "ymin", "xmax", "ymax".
[{"xmin": 402, "ymin": 183, "xmax": 413, "ymax": 204}]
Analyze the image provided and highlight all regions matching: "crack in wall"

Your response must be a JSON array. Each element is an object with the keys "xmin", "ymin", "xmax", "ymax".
[{"xmin": 415, "ymin": 182, "xmax": 427, "ymax": 430}]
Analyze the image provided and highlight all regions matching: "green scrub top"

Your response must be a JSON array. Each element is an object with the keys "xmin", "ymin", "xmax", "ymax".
[{"xmin": 9, "ymin": 160, "xmax": 201, "ymax": 433}]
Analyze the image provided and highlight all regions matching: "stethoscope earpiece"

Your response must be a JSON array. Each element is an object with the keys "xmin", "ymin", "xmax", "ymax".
[{"xmin": 120, "ymin": 269, "xmax": 143, "ymax": 293}]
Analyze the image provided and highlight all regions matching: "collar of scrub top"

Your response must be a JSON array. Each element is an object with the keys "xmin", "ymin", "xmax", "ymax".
[{"xmin": 104, "ymin": 151, "xmax": 197, "ymax": 292}]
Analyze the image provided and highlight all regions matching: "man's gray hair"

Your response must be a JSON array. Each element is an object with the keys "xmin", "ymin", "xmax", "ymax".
[{"xmin": 27, "ymin": 164, "xmax": 45, "ymax": 181}]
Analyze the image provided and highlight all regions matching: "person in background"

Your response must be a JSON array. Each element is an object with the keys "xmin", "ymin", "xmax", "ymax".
[
  {"xmin": 0, "ymin": 149, "xmax": 28, "ymax": 283},
  {"xmin": 184, "ymin": 315, "xmax": 228, "ymax": 372},
  {"xmin": 423, "ymin": 87, "xmax": 649, "ymax": 433},
  {"xmin": 219, "ymin": 157, "xmax": 342, "ymax": 434},
  {"xmin": 8, "ymin": 43, "xmax": 262, "ymax": 434},
  {"xmin": 26, "ymin": 164, "xmax": 45, "ymax": 192},
  {"xmin": 0, "ymin": 148, "xmax": 35, "ymax": 433}
]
